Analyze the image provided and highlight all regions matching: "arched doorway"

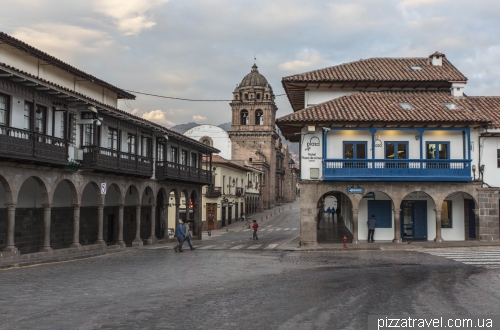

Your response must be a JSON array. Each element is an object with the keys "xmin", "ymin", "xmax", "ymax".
[
  {"xmin": 104, "ymin": 184, "xmax": 123, "ymax": 245},
  {"xmin": 441, "ymin": 191, "xmax": 477, "ymax": 241},
  {"xmin": 140, "ymin": 187, "xmax": 155, "ymax": 243},
  {"xmin": 359, "ymin": 191, "xmax": 394, "ymax": 242},
  {"xmin": 317, "ymin": 191, "xmax": 353, "ymax": 243},
  {"xmin": 156, "ymin": 188, "xmax": 168, "ymax": 239},
  {"xmin": 167, "ymin": 189, "xmax": 179, "ymax": 234},
  {"xmin": 400, "ymin": 191, "xmax": 435, "ymax": 241}
]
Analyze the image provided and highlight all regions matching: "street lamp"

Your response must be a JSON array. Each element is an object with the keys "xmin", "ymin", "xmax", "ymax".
[{"xmin": 288, "ymin": 159, "xmax": 295, "ymax": 169}]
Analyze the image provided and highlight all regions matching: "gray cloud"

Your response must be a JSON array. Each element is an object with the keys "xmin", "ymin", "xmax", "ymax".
[{"xmin": 3, "ymin": 0, "xmax": 500, "ymax": 126}]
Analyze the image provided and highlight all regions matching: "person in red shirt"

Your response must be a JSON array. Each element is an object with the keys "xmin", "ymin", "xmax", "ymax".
[{"xmin": 252, "ymin": 220, "xmax": 259, "ymax": 240}]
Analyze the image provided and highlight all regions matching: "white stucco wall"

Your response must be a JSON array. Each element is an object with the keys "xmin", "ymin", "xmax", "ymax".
[
  {"xmin": 184, "ymin": 125, "xmax": 232, "ymax": 159},
  {"xmin": 0, "ymin": 44, "xmax": 119, "ymax": 108},
  {"xmin": 300, "ymin": 127, "xmax": 323, "ymax": 180},
  {"xmin": 480, "ymin": 129, "xmax": 500, "ymax": 187}
]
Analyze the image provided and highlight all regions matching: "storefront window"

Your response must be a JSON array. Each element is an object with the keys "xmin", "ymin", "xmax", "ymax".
[{"xmin": 441, "ymin": 200, "xmax": 452, "ymax": 228}]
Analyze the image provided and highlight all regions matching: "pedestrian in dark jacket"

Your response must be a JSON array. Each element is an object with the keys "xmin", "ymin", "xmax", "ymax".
[
  {"xmin": 174, "ymin": 221, "xmax": 185, "ymax": 252},
  {"xmin": 182, "ymin": 220, "xmax": 195, "ymax": 251},
  {"xmin": 252, "ymin": 220, "xmax": 259, "ymax": 240},
  {"xmin": 367, "ymin": 215, "xmax": 376, "ymax": 243}
]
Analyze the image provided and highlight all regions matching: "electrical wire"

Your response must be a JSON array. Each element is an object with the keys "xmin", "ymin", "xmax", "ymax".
[{"xmin": 122, "ymin": 89, "xmax": 286, "ymax": 102}]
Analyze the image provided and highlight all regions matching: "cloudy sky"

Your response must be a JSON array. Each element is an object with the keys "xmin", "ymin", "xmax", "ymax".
[{"xmin": 3, "ymin": 0, "xmax": 500, "ymax": 127}]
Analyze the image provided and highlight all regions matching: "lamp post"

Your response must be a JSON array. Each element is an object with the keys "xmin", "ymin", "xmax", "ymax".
[{"xmin": 288, "ymin": 159, "xmax": 295, "ymax": 169}]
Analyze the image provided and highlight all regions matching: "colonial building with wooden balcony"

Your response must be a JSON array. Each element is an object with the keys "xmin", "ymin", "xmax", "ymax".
[
  {"xmin": 0, "ymin": 32, "xmax": 217, "ymax": 261},
  {"xmin": 277, "ymin": 52, "xmax": 499, "ymax": 246}
]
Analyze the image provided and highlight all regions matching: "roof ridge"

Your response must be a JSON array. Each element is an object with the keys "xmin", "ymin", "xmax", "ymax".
[{"xmin": 0, "ymin": 31, "xmax": 135, "ymax": 99}]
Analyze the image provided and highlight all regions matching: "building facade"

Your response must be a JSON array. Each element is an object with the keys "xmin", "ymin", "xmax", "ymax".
[
  {"xmin": 0, "ymin": 32, "xmax": 218, "ymax": 259},
  {"xmin": 277, "ymin": 52, "xmax": 499, "ymax": 246}
]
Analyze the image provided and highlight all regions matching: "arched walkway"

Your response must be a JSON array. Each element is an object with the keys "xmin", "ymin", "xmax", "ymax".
[
  {"xmin": 0, "ymin": 175, "xmax": 14, "ymax": 252},
  {"xmin": 317, "ymin": 191, "xmax": 353, "ymax": 243},
  {"xmin": 80, "ymin": 182, "xmax": 102, "ymax": 246},
  {"xmin": 15, "ymin": 177, "xmax": 49, "ymax": 253},
  {"xmin": 50, "ymin": 179, "xmax": 78, "ymax": 250},
  {"xmin": 124, "ymin": 185, "xmax": 140, "ymax": 246}
]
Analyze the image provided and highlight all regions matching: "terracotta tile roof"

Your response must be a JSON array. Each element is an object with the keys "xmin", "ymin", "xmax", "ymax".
[
  {"xmin": 467, "ymin": 96, "xmax": 500, "ymax": 129},
  {"xmin": 282, "ymin": 55, "xmax": 467, "ymax": 83},
  {"xmin": 276, "ymin": 90, "xmax": 490, "ymax": 125},
  {"xmin": 0, "ymin": 62, "xmax": 218, "ymax": 153},
  {"xmin": 0, "ymin": 32, "xmax": 135, "ymax": 99}
]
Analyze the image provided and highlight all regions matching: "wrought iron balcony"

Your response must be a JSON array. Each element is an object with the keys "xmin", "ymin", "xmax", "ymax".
[
  {"xmin": 155, "ymin": 161, "xmax": 212, "ymax": 184},
  {"xmin": 235, "ymin": 187, "xmax": 244, "ymax": 197},
  {"xmin": 206, "ymin": 186, "xmax": 222, "ymax": 198},
  {"xmin": 323, "ymin": 159, "xmax": 472, "ymax": 182},
  {"xmin": 82, "ymin": 146, "xmax": 153, "ymax": 178},
  {"xmin": 0, "ymin": 126, "xmax": 68, "ymax": 165}
]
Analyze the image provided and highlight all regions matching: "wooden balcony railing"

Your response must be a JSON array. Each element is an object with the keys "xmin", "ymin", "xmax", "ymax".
[
  {"xmin": 323, "ymin": 159, "xmax": 472, "ymax": 182},
  {"xmin": 0, "ymin": 125, "xmax": 67, "ymax": 165},
  {"xmin": 206, "ymin": 186, "xmax": 222, "ymax": 198},
  {"xmin": 155, "ymin": 161, "xmax": 211, "ymax": 184},
  {"xmin": 82, "ymin": 146, "xmax": 153, "ymax": 178}
]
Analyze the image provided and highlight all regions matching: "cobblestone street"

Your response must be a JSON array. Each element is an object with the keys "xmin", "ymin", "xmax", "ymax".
[{"xmin": 2, "ymin": 242, "xmax": 500, "ymax": 329}]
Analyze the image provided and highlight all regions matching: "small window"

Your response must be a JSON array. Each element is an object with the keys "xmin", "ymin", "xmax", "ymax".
[
  {"xmin": 256, "ymin": 93, "xmax": 260, "ymax": 99},
  {"xmin": 441, "ymin": 200, "xmax": 452, "ymax": 228},
  {"xmin": 398, "ymin": 102, "xmax": 414, "ymax": 110},
  {"xmin": 157, "ymin": 143, "xmax": 164, "ymax": 162},
  {"xmin": 0, "ymin": 93, "xmax": 9, "ymax": 125},
  {"xmin": 127, "ymin": 134, "xmax": 136, "ymax": 154},
  {"xmin": 444, "ymin": 102, "xmax": 458, "ymax": 110},
  {"xmin": 24, "ymin": 102, "xmax": 32, "ymax": 130},
  {"xmin": 34, "ymin": 105, "xmax": 47, "ymax": 134},
  {"xmin": 202, "ymin": 139, "xmax": 211, "ymax": 146},
  {"xmin": 245, "ymin": 94, "xmax": 248, "ymax": 100},
  {"xmin": 107, "ymin": 128, "xmax": 118, "ymax": 150},
  {"xmin": 249, "ymin": 157, "xmax": 252, "ymax": 162},
  {"xmin": 410, "ymin": 66, "xmax": 423, "ymax": 71}
]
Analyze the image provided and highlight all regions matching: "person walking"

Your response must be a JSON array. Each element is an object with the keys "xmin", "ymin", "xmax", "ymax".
[
  {"xmin": 367, "ymin": 214, "xmax": 376, "ymax": 243},
  {"xmin": 326, "ymin": 207, "xmax": 332, "ymax": 220},
  {"xmin": 241, "ymin": 212, "xmax": 246, "ymax": 222},
  {"xmin": 174, "ymin": 221, "xmax": 185, "ymax": 252},
  {"xmin": 251, "ymin": 220, "xmax": 258, "ymax": 240},
  {"xmin": 182, "ymin": 220, "xmax": 195, "ymax": 251}
]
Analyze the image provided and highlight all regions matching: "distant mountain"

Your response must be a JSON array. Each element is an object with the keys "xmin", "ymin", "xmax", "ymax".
[
  {"xmin": 169, "ymin": 122, "xmax": 200, "ymax": 134},
  {"xmin": 217, "ymin": 122, "xmax": 231, "ymax": 131}
]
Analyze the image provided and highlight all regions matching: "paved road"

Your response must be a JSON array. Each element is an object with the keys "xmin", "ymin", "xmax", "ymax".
[{"xmin": 1, "ymin": 202, "xmax": 500, "ymax": 330}]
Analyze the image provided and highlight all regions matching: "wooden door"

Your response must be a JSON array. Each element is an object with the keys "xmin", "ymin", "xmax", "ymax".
[{"xmin": 206, "ymin": 203, "xmax": 217, "ymax": 230}]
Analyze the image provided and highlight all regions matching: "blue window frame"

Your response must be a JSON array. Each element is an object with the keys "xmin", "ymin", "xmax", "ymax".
[
  {"xmin": 385, "ymin": 141, "xmax": 408, "ymax": 168},
  {"xmin": 343, "ymin": 141, "xmax": 367, "ymax": 159},
  {"xmin": 343, "ymin": 141, "xmax": 367, "ymax": 168},
  {"xmin": 497, "ymin": 150, "xmax": 500, "ymax": 168},
  {"xmin": 426, "ymin": 142, "xmax": 449, "ymax": 159}
]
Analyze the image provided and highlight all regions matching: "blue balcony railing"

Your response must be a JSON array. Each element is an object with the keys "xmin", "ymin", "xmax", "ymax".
[{"xmin": 323, "ymin": 159, "xmax": 472, "ymax": 182}]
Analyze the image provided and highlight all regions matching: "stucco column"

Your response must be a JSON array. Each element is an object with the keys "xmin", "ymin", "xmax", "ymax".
[
  {"xmin": 434, "ymin": 209, "xmax": 444, "ymax": 243},
  {"xmin": 352, "ymin": 209, "xmax": 359, "ymax": 244},
  {"xmin": 116, "ymin": 203, "xmax": 125, "ymax": 247},
  {"xmin": 132, "ymin": 204, "xmax": 143, "ymax": 247},
  {"xmin": 71, "ymin": 204, "xmax": 81, "ymax": 248},
  {"xmin": 96, "ymin": 203, "xmax": 105, "ymax": 245},
  {"xmin": 393, "ymin": 208, "xmax": 402, "ymax": 243},
  {"xmin": 148, "ymin": 204, "xmax": 157, "ymax": 244},
  {"xmin": 162, "ymin": 206, "xmax": 170, "ymax": 239},
  {"xmin": 41, "ymin": 203, "xmax": 53, "ymax": 252},
  {"xmin": 4, "ymin": 204, "xmax": 18, "ymax": 253}
]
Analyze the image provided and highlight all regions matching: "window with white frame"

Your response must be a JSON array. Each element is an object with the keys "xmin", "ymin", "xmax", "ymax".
[
  {"xmin": 108, "ymin": 128, "xmax": 118, "ymax": 150},
  {"xmin": 24, "ymin": 102, "xmax": 32, "ymax": 130},
  {"xmin": 0, "ymin": 94, "xmax": 8, "ymax": 125}
]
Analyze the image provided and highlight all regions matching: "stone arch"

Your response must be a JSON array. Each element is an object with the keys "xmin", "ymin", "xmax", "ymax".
[
  {"xmin": 358, "ymin": 191, "xmax": 395, "ymax": 243},
  {"xmin": 0, "ymin": 174, "xmax": 14, "ymax": 251},
  {"xmin": 80, "ymin": 182, "xmax": 102, "ymax": 246},
  {"xmin": 399, "ymin": 191, "xmax": 436, "ymax": 242},
  {"xmin": 316, "ymin": 191, "xmax": 354, "ymax": 244},
  {"xmin": 139, "ymin": 186, "xmax": 156, "ymax": 243},
  {"xmin": 15, "ymin": 176, "xmax": 50, "ymax": 254},
  {"xmin": 200, "ymin": 136, "xmax": 213, "ymax": 147},
  {"xmin": 103, "ymin": 183, "xmax": 124, "ymax": 245},
  {"xmin": 50, "ymin": 179, "xmax": 79, "ymax": 250},
  {"xmin": 440, "ymin": 191, "xmax": 478, "ymax": 241},
  {"xmin": 240, "ymin": 109, "xmax": 249, "ymax": 125}
]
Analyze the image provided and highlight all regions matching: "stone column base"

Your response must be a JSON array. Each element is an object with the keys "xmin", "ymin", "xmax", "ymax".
[
  {"xmin": 299, "ymin": 240, "xmax": 318, "ymax": 247},
  {"xmin": 351, "ymin": 239, "xmax": 359, "ymax": 244},
  {"xmin": 3, "ymin": 246, "xmax": 19, "ymax": 253},
  {"xmin": 41, "ymin": 247, "xmax": 53, "ymax": 252},
  {"xmin": 95, "ymin": 240, "xmax": 106, "ymax": 246},
  {"xmin": 115, "ymin": 241, "xmax": 126, "ymax": 247},
  {"xmin": 434, "ymin": 237, "xmax": 444, "ymax": 243},
  {"xmin": 132, "ymin": 239, "xmax": 143, "ymax": 247},
  {"xmin": 392, "ymin": 239, "xmax": 403, "ymax": 244},
  {"xmin": 145, "ymin": 237, "xmax": 157, "ymax": 245},
  {"xmin": 70, "ymin": 243, "xmax": 81, "ymax": 248}
]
